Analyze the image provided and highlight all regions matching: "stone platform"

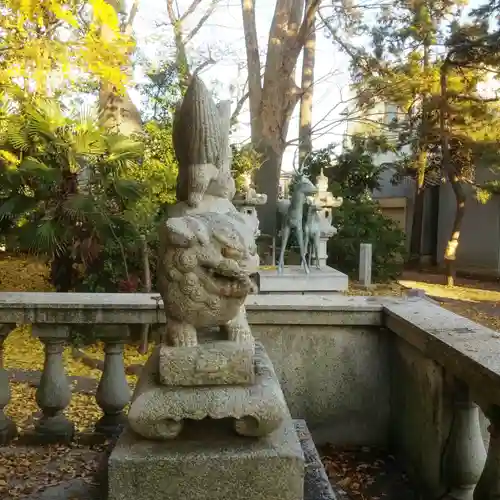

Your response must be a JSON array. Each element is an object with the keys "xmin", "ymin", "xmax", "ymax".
[
  {"xmin": 108, "ymin": 418, "xmax": 342, "ymax": 500},
  {"xmin": 257, "ymin": 266, "xmax": 348, "ymax": 294},
  {"xmin": 16, "ymin": 420, "xmax": 344, "ymax": 500},
  {"xmin": 109, "ymin": 415, "xmax": 304, "ymax": 500}
]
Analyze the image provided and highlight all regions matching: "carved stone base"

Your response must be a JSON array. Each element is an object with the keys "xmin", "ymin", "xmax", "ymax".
[
  {"xmin": 109, "ymin": 414, "xmax": 304, "ymax": 500},
  {"xmin": 158, "ymin": 341, "xmax": 255, "ymax": 386},
  {"xmin": 95, "ymin": 412, "xmax": 128, "ymax": 438},
  {"xmin": 128, "ymin": 343, "xmax": 288, "ymax": 439},
  {"xmin": 34, "ymin": 413, "xmax": 75, "ymax": 444}
]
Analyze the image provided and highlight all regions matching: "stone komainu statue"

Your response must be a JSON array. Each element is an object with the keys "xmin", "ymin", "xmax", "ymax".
[
  {"xmin": 172, "ymin": 77, "xmax": 235, "ymax": 207},
  {"xmin": 157, "ymin": 76, "xmax": 258, "ymax": 348}
]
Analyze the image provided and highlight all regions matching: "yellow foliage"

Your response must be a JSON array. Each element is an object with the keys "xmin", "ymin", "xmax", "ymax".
[
  {"xmin": 4, "ymin": 382, "xmax": 103, "ymax": 433},
  {"xmin": 3, "ymin": 312, "xmax": 150, "ymax": 384},
  {"xmin": 0, "ymin": 255, "xmax": 53, "ymax": 292},
  {"xmin": 90, "ymin": 0, "xmax": 120, "ymax": 31},
  {"xmin": 66, "ymin": 391, "xmax": 103, "ymax": 432},
  {"xmin": 4, "ymin": 383, "xmax": 38, "ymax": 431},
  {"xmin": 0, "ymin": 255, "xmax": 150, "ymax": 384},
  {"xmin": 0, "ymin": 0, "xmax": 132, "ymax": 93}
]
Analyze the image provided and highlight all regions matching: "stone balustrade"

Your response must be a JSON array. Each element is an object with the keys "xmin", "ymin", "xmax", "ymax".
[{"xmin": 0, "ymin": 292, "xmax": 499, "ymax": 498}]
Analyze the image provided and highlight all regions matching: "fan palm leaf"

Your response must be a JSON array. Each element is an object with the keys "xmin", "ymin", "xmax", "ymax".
[
  {"xmin": 6, "ymin": 119, "xmax": 30, "ymax": 152},
  {"xmin": 109, "ymin": 178, "xmax": 143, "ymax": 203},
  {"xmin": 0, "ymin": 95, "xmax": 148, "ymax": 290},
  {"xmin": 17, "ymin": 218, "xmax": 68, "ymax": 256}
]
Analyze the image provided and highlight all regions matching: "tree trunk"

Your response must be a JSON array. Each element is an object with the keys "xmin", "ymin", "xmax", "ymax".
[
  {"xmin": 253, "ymin": 141, "xmax": 283, "ymax": 236},
  {"xmin": 409, "ymin": 147, "xmax": 426, "ymax": 267},
  {"xmin": 409, "ymin": 40, "xmax": 430, "ymax": 266},
  {"xmin": 99, "ymin": 84, "xmax": 142, "ymax": 136},
  {"xmin": 444, "ymin": 177, "xmax": 466, "ymax": 286},
  {"xmin": 241, "ymin": 0, "xmax": 322, "ymax": 236},
  {"xmin": 409, "ymin": 186, "xmax": 425, "ymax": 267},
  {"xmin": 429, "ymin": 185, "xmax": 440, "ymax": 266},
  {"xmin": 51, "ymin": 171, "xmax": 79, "ymax": 292},
  {"xmin": 298, "ymin": 0, "xmax": 316, "ymax": 164},
  {"xmin": 440, "ymin": 61, "xmax": 465, "ymax": 287},
  {"xmin": 50, "ymin": 253, "xmax": 77, "ymax": 293}
]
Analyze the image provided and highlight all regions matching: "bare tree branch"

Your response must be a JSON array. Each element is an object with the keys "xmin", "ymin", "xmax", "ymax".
[
  {"xmin": 166, "ymin": 0, "xmax": 179, "ymax": 25},
  {"xmin": 451, "ymin": 93, "xmax": 500, "ymax": 103},
  {"xmin": 291, "ymin": 0, "xmax": 322, "ymax": 62},
  {"xmin": 165, "ymin": 0, "xmax": 223, "ymax": 83},
  {"xmin": 231, "ymin": 91, "xmax": 250, "ymax": 126},
  {"xmin": 123, "ymin": 0, "xmax": 140, "ymax": 35},
  {"xmin": 186, "ymin": 0, "xmax": 221, "ymax": 43},
  {"xmin": 180, "ymin": 0, "xmax": 204, "ymax": 22},
  {"xmin": 192, "ymin": 49, "xmax": 216, "ymax": 76}
]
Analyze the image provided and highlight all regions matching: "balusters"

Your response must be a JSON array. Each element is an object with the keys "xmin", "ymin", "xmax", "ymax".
[
  {"xmin": 0, "ymin": 324, "xmax": 17, "ymax": 444},
  {"xmin": 95, "ymin": 328, "xmax": 131, "ymax": 437},
  {"xmin": 32, "ymin": 325, "xmax": 75, "ymax": 443},
  {"xmin": 442, "ymin": 378, "xmax": 486, "ymax": 500},
  {"xmin": 473, "ymin": 405, "xmax": 500, "ymax": 500}
]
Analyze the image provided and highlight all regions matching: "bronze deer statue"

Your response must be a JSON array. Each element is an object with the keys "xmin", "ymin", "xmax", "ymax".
[{"xmin": 276, "ymin": 151, "xmax": 317, "ymax": 274}]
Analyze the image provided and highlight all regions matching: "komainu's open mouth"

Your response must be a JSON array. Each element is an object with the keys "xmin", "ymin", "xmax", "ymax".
[
  {"xmin": 201, "ymin": 264, "xmax": 238, "ymax": 283},
  {"xmin": 200, "ymin": 263, "xmax": 254, "ymax": 296}
]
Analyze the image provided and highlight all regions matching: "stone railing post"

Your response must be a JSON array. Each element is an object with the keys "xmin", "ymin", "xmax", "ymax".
[
  {"xmin": 0, "ymin": 324, "xmax": 17, "ymax": 444},
  {"xmin": 473, "ymin": 405, "xmax": 500, "ymax": 500},
  {"xmin": 95, "ymin": 327, "xmax": 131, "ymax": 438},
  {"xmin": 442, "ymin": 378, "xmax": 486, "ymax": 499},
  {"xmin": 32, "ymin": 324, "xmax": 74, "ymax": 443}
]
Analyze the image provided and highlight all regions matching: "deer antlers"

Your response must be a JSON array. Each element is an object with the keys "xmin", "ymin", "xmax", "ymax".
[{"xmin": 292, "ymin": 148, "xmax": 312, "ymax": 177}]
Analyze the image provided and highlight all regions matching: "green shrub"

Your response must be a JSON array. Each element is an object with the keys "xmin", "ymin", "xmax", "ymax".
[
  {"xmin": 0, "ymin": 97, "xmax": 146, "ymax": 292},
  {"xmin": 328, "ymin": 199, "xmax": 406, "ymax": 282},
  {"xmin": 78, "ymin": 121, "xmax": 177, "ymax": 294}
]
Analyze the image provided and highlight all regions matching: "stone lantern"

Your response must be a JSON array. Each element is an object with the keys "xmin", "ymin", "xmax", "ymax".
[
  {"xmin": 312, "ymin": 168, "xmax": 343, "ymax": 268},
  {"xmin": 232, "ymin": 172, "xmax": 267, "ymax": 238}
]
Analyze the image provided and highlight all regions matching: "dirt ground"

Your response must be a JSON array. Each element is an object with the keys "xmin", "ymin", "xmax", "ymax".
[{"xmin": 399, "ymin": 270, "xmax": 500, "ymax": 332}]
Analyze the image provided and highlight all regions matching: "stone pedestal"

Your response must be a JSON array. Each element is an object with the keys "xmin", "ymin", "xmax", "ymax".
[
  {"xmin": 258, "ymin": 266, "xmax": 348, "ymax": 294},
  {"xmin": 128, "ymin": 342, "xmax": 289, "ymax": 439},
  {"xmin": 109, "ymin": 415, "xmax": 304, "ymax": 500}
]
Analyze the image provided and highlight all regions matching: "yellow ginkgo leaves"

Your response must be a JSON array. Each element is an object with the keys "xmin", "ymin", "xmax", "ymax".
[{"xmin": 0, "ymin": 0, "xmax": 133, "ymax": 94}]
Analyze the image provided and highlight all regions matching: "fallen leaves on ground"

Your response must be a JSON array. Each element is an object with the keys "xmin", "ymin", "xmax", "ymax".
[
  {"xmin": 3, "ymin": 326, "xmax": 150, "ymax": 385},
  {"xmin": 399, "ymin": 279, "xmax": 500, "ymax": 303},
  {"xmin": 5, "ymin": 382, "xmax": 103, "ymax": 434},
  {"xmin": 321, "ymin": 445, "xmax": 419, "ymax": 500},
  {"xmin": 346, "ymin": 282, "xmax": 405, "ymax": 297},
  {"xmin": 2, "ymin": 383, "xmax": 106, "ymax": 499},
  {"xmin": 0, "ymin": 253, "xmax": 150, "ymax": 384},
  {"xmin": 0, "ymin": 441, "xmax": 106, "ymax": 499},
  {"xmin": 5, "ymin": 383, "xmax": 38, "ymax": 431},
  {"xmin": 346, "ymin": 274, "xmax": 500, "ymax": 332},
  {"xmin": 0, "ymin": 254, "xmax": 53, "ymax": 292}
]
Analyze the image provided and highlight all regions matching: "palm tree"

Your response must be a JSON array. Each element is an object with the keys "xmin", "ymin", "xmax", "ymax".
[{"xmin": 0, "ymin": 95, "xmax": 145, "ymax": 291}]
